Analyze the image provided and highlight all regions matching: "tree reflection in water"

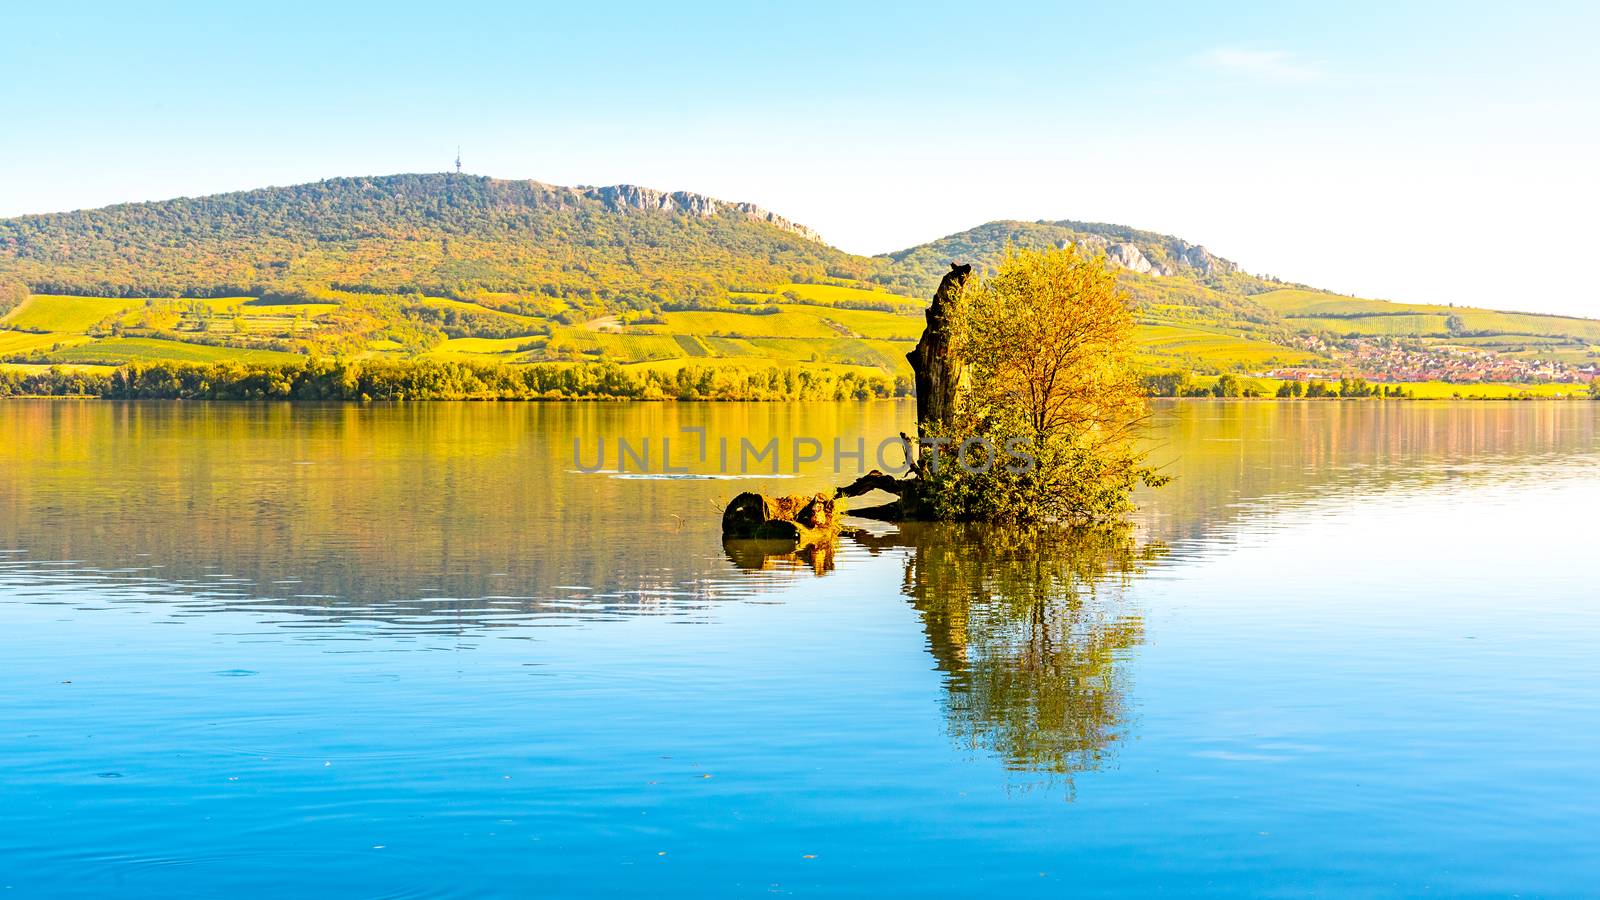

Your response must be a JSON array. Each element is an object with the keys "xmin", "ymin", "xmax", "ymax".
[{"xmin": 727, "ymin": 524, "xmax": 1163, "ymax": 793}]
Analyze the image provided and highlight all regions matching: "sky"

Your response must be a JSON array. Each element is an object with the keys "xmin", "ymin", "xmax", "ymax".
[{"xmin": 3, "ymin": 0, "xmax": 1597, "ymax": 314}]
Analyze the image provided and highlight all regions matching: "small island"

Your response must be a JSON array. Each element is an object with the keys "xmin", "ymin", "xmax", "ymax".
[{"xmin": 724, "ymin": 246, "xmax": 1168, "ymax": 535}]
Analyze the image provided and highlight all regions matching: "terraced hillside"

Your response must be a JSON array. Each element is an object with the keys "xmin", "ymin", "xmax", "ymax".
[{"xmin": 0, "ymin": 283, "xmax": 1329, "ymax": 380}]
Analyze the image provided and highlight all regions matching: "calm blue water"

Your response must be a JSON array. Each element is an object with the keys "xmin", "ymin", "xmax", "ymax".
[{"xmin": 1, "ymin": 400, "xmax": 1597, "ymax": 897}]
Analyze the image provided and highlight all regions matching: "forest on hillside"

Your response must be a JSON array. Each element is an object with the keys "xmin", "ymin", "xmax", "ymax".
[{"xmin": 0, "ymin": 175, "xmax": 874, "ymax": 312}]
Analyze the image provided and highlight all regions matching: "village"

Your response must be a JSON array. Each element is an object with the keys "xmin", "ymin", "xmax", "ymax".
[{"xmin": 1264, "ymin": 334, "xmax": 1600, "ymax": 385}]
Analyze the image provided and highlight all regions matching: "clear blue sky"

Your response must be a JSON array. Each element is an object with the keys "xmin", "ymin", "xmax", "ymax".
[{"xmin": 4, "ymin": 1, "xmax": 1596, "ymax": 313}]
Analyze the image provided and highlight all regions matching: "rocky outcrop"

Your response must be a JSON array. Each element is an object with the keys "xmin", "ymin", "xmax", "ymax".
[
  {"xmin": 1066, "ymin": 233, "xmax": 1236, "ymax": 278},
  {"xmin": 1172, "ymin": 242, "xmax": 1236, "ymax": 276},
  {"xmin": 1101, "ymin": 240, "xmax": 1162, "ymax": 275},
  {"xmin": 579, "ymin": 184, "xmax": 825, "ymax": 243}
]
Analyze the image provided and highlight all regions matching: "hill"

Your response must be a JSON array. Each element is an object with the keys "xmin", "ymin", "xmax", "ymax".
[
  {"xmin": 0, "ymin": 174, "xmax": 867, "ymax": 305},
  {"xmin": 1, "ymin": 173, "xmax": 1596, "ymax": 385}
]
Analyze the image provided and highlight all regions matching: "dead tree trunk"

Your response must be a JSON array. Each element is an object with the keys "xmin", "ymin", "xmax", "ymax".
[
  {"xmin": 829, "ymin": 262, "xmax": 973, "ymax": 521},
  {"xmin": 727, "ymin": 263, "xmax": 974, "ymax": 535},
  {"xmin": 907, "ymin": 263, "xmax": 971, "ymax": 461}
]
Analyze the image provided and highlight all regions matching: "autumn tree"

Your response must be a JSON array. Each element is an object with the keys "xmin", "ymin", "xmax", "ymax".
[{"xmin": 923, "ymin": 245, "xmax": 1166, "ymax": 524}]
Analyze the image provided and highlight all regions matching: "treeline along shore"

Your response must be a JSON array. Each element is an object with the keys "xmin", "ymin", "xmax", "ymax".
[
  {"xmin": 3, "ymin": 359, "xmax": 1596, "ymax": 402},
  {"xmin": 0, "ymin": 359, "xmax": 904, "ymax": 401}
]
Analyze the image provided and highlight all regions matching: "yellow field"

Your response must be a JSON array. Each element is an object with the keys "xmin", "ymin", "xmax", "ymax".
[
  {"xmin": 1296, "ymin": 315, "xmax": 1453, "ymax": 336},
  {"xmin": 0, "ymin": 362, "xmax": 118, "ymax": 376},
  {"xmin": 734, "ymin": 281, "xmax": 921, "ymax": 309},
  {"xmin": 1252, "ymin": 289, "xmax": 1400, "ymax": 316},
  {"xmin": 546, "ymin": 328, "xmax": 686, "ymax": 362},
  {"xmin": 1254, "ymin": 289, "xmax": 1600, "ymax": 342},
  {"xmin": 1, "ymin": 296, "xmax": 149, "ymax": 332},
  {"xmin": 736, "ymin": 337, "xmax": 911, "ymax": 372},
  {"xmin": 0, "ymin": 330, "xmax": 94, "ymax": 355},
  {"xmin": 652, "ymin": 310, "xmax": 841, "ymax": 339},
  {"xmin": 1135, "ymin": 323, "xmax": 1320, "ymax": 368},
  {"xmin": 631, "ymin": 305, "xmax": 920, "ymax": 345},
  {"xmin": 780, "ymin": 305, "xmax": 923, "ymax": 340},
  {"xmin": 619, "ymin": 356, "xmax": 894, "ymax": 380},
  {"xmin": 5, "ymin": 287, "xmax": 1591, "ymax": 398},
  {"xmin": 42, "ymin": 337, "xmax": 304, "ymax": 365},
  {"xmin": 423, "ymin": 336, "xmax": 537, "ymax": 360}
]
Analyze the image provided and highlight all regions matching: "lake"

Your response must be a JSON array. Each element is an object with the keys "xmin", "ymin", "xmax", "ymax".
[{"xmin": 2, "ymin": 399, "xmax": 1597, "ymax": 897}]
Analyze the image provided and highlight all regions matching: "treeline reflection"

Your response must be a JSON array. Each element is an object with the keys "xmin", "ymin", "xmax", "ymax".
[
  {"xmin": 1138, "ymin": 400, "xmax": 1599, "ymax": 547},
  {"xmin": 1, "ymin": 400, "xmax": 1593, "ymax": 625}
]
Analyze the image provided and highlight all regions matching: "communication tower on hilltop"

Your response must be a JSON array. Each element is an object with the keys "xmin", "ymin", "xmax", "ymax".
[{"xmin": 454, "ymin": 147, "xmax": 462, "ymax": 175}]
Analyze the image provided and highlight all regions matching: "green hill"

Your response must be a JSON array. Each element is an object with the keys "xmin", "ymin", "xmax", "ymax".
[{"xmin": 1, "ymin": 173, "xmax": 1596, "ymax": 382}]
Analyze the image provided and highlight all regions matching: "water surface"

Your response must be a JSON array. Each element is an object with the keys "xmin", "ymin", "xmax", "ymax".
[{"xmin": 2, "ymin": 400, "xmax": 1597, "ymax": 896}]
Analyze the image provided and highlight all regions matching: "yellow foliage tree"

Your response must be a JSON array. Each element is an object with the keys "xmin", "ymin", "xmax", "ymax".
[{"xmin": 926, "ymin": 244, "xmax": 1165, "ymax": 524}]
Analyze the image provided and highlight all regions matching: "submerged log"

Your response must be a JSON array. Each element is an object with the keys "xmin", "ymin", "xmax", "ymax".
[
  {"xmin": 835, "ymin": 469, "xmax": 907, "ymax": 499},
  {"xmin": 721, "ymin": 491, "xmax": 843, "ymax": 545},
  {"xmin": 836, "ymin": 468, "xmax": 926, "ymax": 522}
]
